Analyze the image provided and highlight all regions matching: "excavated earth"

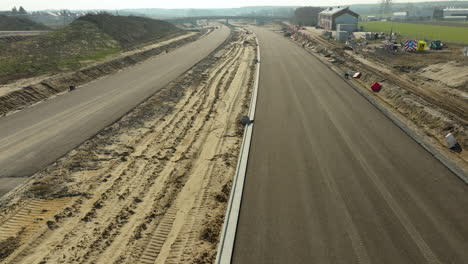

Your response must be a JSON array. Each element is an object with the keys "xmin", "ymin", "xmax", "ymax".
[{"xmin": 0, "ymin": 27, "xmax": 256, "ymax": 264}]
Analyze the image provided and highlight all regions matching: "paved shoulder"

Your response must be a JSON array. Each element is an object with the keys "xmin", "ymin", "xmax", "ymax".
[{"xmin": 232, "ymin": 27, "xmax": 468, "ymax": 264}]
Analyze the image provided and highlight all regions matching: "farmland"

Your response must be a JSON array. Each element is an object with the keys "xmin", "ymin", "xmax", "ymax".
[{"xmin": 359, "ymin": 21, "xmax": 468, "ymax": 44}]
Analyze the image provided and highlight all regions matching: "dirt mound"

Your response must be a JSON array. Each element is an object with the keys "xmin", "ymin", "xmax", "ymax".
[
  {"xmin": 0, "ymin": 15, "xmax": 50, "ymax": 31},
  {"xmin": 0, "ymin": 20, "xmax": 120, "ymax": 84},
  {"xmin": 0, "ymin": 14, "xmax": 183, "ymax": 85},
  {"xmin": 77, "ymin": 14, "xmax": 182, "ymax": 49}
]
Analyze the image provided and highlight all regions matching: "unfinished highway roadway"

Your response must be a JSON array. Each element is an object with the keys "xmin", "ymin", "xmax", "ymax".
[
  {"xmin": 0, "ymin": 26, "xmax": 230, "ymax": 196},
  {"xmin": 231, "ymin": 27, "xmax": 468, "ymax": 264}
]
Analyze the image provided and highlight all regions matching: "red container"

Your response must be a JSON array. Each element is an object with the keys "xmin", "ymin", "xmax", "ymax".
[{"xmin": 371, "ymin": 82, "xmax": 382, "ymax": 92}]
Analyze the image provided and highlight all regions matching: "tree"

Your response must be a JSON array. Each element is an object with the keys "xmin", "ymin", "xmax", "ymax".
[
  {"xmin": 433, "ymin": 8, "xmax": 443, "ymax": 20},
  {"xmin": 379, "ymin": 0, "xmax": 392, "ymax": 15},
  {"xmin": 18, "ymin": 6, "xmax": 27, "ymax": 14},
  {"xmin": 294, "ymin": 7, "xmax": 324, "ymax": 26},
  {"xmin": 11, "ymin": 7, "xmax": 18, "ymax": 14}
]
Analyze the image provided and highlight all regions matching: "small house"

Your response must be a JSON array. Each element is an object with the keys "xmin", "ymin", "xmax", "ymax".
[{"xmin": 318, "ymin": 7, "xmax": 359, "ymax": 31}]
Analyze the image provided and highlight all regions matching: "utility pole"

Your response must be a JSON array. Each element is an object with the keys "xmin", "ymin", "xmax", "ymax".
[{"xmin": 380, "ymin": 0, "xmax": 392, "ymax": 16}]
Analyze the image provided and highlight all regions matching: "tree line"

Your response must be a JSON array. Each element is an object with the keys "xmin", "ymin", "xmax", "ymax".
[
  {"xmin": 293, "ymin": 7, "xmax": 324, "ymax": 26},
  {"xmin": 10, "ymin": 6, "xmax": 28, "ymax": 15}
]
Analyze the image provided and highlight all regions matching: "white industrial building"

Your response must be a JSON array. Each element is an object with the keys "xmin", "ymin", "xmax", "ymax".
[
  {"xmin": 443, "ymin": 8, "xmax": 468, "ymax": 20},
  {"xmin": 392, "ymin": 11, "xmax": 408, "ymax": 21}
]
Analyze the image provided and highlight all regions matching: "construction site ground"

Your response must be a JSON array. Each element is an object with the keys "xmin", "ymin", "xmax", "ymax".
[
  {"xmin": 0, "ymin": 27, "xmax": 256, "ymax": 263},
  {"xmin": 0, "ymin": 21, "xmax": 465, "ymax": 263},
  {"xmin": 287, "ymin": 24, "xmax": 467, "ymax": 173}
]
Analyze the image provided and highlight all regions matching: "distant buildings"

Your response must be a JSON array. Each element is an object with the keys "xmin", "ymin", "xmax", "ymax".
[
  {"xmin": 443, "ymin": 8, "xmax": 468, "ymax": 21},
  {"xmin": 0, "ymin": 8, "xmax": 102, "ymax": 26},
  {"xmin": 318, "ymin": 7, "xmax": 359, "ymax": 30},
  {"xmin": 392, "ymin": 11, "xmax": 408, "ymax": 21}
]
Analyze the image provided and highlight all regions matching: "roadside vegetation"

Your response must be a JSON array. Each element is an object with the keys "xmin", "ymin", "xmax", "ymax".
[
  {"xmin": 0, "ymin": 14, "xmax": 182, "ymax": 84},
  {"xmin": 293, "ymin": 7, "xmax": 324, "ymax": 26},
  {"xmin": 359, "ymin": 21, "xmax": 468, "ymax": 44}
]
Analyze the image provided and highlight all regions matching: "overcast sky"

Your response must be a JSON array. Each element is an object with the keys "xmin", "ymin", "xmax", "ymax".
[{"xmin": 0, "ymin": 0, "xmax": 426, "ymax": 11}]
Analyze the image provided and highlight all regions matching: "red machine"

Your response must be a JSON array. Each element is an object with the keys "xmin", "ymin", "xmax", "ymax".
[{"xmin": 370, "ymin": 82, "xmax": 382, "ymax": 92}]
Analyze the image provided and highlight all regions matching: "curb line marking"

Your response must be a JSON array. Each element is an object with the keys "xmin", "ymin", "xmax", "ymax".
[{"xmin": 215, "ymin": 28, "xmax": 261, "ymax": 264}]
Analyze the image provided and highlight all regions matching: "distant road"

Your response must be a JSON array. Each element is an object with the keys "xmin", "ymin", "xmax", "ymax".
[
  {"xmin": 401, "ymin": 21, "xmax": 468, "ymax": 28},
  {"xmin": 0, "ymin": 31, "xmax": 50, "ymax": 37},
  {"xmin": 0, "ymin": 26, "xmax": 230, "ymax": 195},
  {"xmin": 232, "ymin": 26, "xmax": 468, "ymax": 264}
]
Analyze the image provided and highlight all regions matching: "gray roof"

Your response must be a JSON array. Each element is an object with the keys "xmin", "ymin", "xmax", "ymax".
[
  {"xmin": 320, "ymin": 7, "xmax": 347, "ymax": 15},
  {"xmin": 319, "ymin": 7, "xmax": 359, "ymax": 17}
]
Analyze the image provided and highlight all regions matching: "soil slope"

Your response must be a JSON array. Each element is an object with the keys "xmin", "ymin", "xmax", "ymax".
[
  {"xmin": 77, "ymin": 14, "xmax": 182, "ymax": 49},
  {"xmin": 0, "ymin": 15, "xmax": 50, "ymax": 31},
  {"xmin": 0, "ymin": 14, "xmax": 182, "ymax": 84}
]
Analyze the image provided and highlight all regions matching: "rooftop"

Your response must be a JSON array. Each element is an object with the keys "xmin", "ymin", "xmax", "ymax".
[
  {"xmin": 320, "ymin": 7, "xmax": 347, "ymax": 15},
  {"xmin": 443, "ymin": 8, "xmax": 468, "ymax": 11},
  {"xmin": 319, "ymin": 7, "xmax": 359, "ymax": 17}
]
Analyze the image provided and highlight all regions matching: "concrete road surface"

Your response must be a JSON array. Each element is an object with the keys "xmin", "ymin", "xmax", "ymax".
[
  {"xmin": 232, "ymin": 27, "xmax": 468, "ymax": 264},
  {"xmin": 0, "ymin": 178, "xmax": 28, "ymax": 197},
  {"xmin": 0, "ymin": 26, "xmax": 229, "ymax": 183}
]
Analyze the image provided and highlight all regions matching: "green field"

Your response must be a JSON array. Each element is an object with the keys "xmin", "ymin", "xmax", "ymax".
[{"xmin": 359, "ymin": 21, "xmax": 468, "ymax": 44}]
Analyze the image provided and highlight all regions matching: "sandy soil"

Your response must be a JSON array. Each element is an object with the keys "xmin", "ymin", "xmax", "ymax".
[
  {"xmin": 0, "ymin": 27, "xmax": 256, "ymax": 264},
  {"xmin": 418, "ymin": 61, "xmax": 468, "ymax": 91}
]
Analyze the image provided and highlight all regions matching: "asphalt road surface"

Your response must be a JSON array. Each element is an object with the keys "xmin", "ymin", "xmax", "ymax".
[
  {"xmin": 0, "ymin": 31, "xmax": 50, "ymax": 37},
  {"xmin": 0, "ymin": 26, "xmax": 230, "ymax": 189},
  {"xmin": 232, "ymin": 27, "xmax": 468, "ymax": 264}
]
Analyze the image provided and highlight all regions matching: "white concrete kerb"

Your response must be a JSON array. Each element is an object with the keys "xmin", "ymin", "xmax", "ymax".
[{"xmin": 215, "ymin": 29, "xmax": 261, "ymax": 264}]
